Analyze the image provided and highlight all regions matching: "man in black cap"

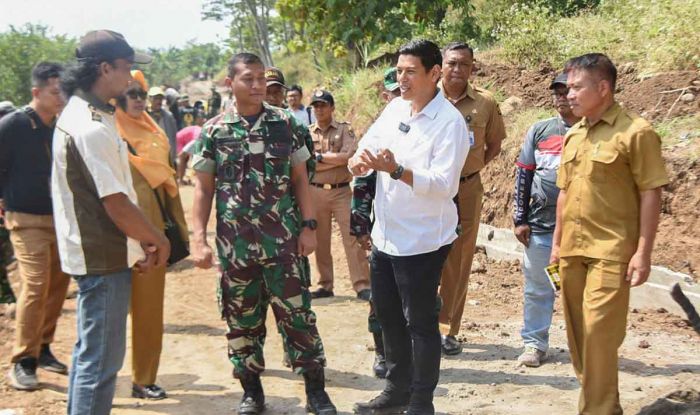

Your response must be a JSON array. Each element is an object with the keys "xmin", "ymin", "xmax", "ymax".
[
  {"xmin": 52, "ymin": 30, "xmax": 170, "ymax": 415},
  {"xmin": 307, "ymin": 90, "xmax": 370, "ymax": 301},
  {"xmin": 265, "ymin": 67, "xmax": 288, "ymax": 107},
  {"xmin": 512, "ymin": 72, "xmax": 580, "ymax": 368}
]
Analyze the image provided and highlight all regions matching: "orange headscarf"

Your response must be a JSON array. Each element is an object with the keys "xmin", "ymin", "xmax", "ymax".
[{"xmin": 115, "ymin": 70, "xmax": 178, "ymax": 197}]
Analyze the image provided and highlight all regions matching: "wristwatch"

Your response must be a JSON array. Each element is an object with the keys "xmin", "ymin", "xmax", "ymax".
[
  {"xmin": 301, "ymin": 219, "xmax": 318, "ymax": 230},
  {"xmin": 390, "ymin": 164, "xmax": 405, "ymax": 180},
  {"xmin": 315, "ymin": 153, "xmax": 323, "ymax": 162}
]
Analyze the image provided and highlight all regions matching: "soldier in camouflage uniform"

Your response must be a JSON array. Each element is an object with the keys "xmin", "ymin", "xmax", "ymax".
[
  {"xmin": 0, "ymin": 225, "xmax": 17, "ymax": 304},
  {"xmin": 349, "ymin": 68, "xmax": 402, "ymax": 379},
  {"xmin": 191, "ymin": 52, "xmax": 336, "ymax": 415}
]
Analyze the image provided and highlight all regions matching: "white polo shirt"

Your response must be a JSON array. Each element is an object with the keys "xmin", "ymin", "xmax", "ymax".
[
  {"xmin": 52, "ymin": 90, "xmax": 144, "ymax": 276},
  {"xmin": 357, "ymin": 91, "xmax": 469, "ymax": 256}
]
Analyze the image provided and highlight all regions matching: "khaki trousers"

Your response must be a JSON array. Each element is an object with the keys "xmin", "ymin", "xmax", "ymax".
[
  {"xmin": 560, "ymin": 256, "xmax": 629, "ymax": 415},
  {"xmin": 310, "ymin": 185, "xmax": 370, "ymax": 292},
  {"xmin": 130, "ymin": 264, "xmax": 166, "ymax": 385},
  {"xmin": 6, "ymin": 212, "xmax": 70, "ymax": 362},
  {"xmin": 438, "ymin": 173, "xmax": 483, "ymax": 336}
]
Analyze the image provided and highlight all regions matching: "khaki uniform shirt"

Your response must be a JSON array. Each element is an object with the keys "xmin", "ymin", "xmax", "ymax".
[
  {"xmin": 556, "ymin": 102, "xmax": 669, "ymax": 263},
  {"xmin": 440, "ymin": 82, "xmax": 506, "ymax": 176},
  {"xmin": 309, "ymin": 119, "xmax": 357, "ymax": 184}
]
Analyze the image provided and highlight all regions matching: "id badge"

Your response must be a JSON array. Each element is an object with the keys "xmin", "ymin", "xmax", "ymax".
[{"xmin": 468, "ymin": 130, "xmax": 475, "ymax": 147}]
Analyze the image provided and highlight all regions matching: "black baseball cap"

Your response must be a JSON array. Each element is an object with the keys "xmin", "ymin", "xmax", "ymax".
[
  {"xmin": 549, "ymin": 73, "xmax": 568, "ymax": 89},
  {"xmin": 265, "ymin": 67, "xmax": 287, "ymax": 88},
  {"xmin": 76, "ymin": 30, "xmax": 152, "ymax": 64},
  {"xmin": 310, "ymin": 90, "xmax": 334, "ymax": 106}
]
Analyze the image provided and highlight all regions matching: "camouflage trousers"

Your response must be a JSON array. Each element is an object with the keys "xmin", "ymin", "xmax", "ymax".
[
  {"xmin": 0, "ymin": 227, "xmax": 16, "ymax": 304},
  {"xmin": 220, "ymin": 254, "xmax": 326, "ymax": 378}
]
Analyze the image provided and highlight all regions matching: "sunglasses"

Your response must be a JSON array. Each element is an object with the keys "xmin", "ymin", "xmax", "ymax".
[{"xmin": 127, "ymin": 90, "xmax": 147, "ymax": 100}]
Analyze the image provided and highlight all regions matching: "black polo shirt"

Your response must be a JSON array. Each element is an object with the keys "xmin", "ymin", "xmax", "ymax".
[{"xmin": 0, "ymin": 107, "xmax": 55, "ymax": 215}]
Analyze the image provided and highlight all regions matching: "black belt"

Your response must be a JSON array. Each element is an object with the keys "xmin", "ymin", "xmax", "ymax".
[
  {"xmin": 311, "ymin": 182, "xmax": 350, "ymax": 190},
  {"xmin": 459, "ymin": 171, "xmax": 479, "ymax": 183}
]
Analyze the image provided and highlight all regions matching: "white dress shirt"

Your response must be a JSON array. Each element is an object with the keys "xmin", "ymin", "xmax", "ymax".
[{"xmin": 356, "ymin": 91, "xmax": 469, "ymax": 256}]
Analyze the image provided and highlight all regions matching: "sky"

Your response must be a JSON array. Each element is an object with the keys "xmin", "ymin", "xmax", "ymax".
[{"xmin": 0, "ymin": 0, "xmax": 231, "ymax": 49}]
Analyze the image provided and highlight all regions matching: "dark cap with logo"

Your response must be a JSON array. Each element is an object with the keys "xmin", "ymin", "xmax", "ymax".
[
  {"xmin": 310, "ymin": 90, "xmax": 334, "ymax": 106},
  {"xmin": 265, "ymin": 67, "xmax": 287, "ymax": 88},
  {"xmin": 76, "ymin": 30, "xmax": 152, "ymax": 64},
  {"xmin": 549, "ymin": 73, "xmax": 568, "ymax": 89}
]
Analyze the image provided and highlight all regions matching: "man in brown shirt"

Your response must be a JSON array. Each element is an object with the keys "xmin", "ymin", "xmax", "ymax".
[
  {"xmin": 552, "ymin": 53, "xmax": 669, "ymax": 415},
  {"xmin": 438, "ymin": 42, "xmax": 507, "ymax": 354},
  {"xmin": 308, "ymin": 90, "xmax": 370, "ymax": 300}
]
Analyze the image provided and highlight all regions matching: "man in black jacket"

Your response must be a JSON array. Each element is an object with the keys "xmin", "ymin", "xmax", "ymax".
[{"xmin": 0, "ymin": 62, "xmax": 70, "ymax": 390}]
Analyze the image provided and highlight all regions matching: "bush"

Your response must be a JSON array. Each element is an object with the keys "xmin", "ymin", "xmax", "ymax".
[{"xmin": 495, "ymin": 0, "xmax": 700, "ymax": 72}]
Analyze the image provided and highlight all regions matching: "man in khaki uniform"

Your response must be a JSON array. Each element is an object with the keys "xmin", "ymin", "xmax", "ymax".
[
  {"xmin": 308, "ymin": 90, "xmax": 370, "ymax": 300},
  {"xmin": 552, "ymin": 53, "xmax": 668, "ymax": 415},
  {"xmin": 438, "ymin": 42, "xmax": 506, "ymax": 354}
]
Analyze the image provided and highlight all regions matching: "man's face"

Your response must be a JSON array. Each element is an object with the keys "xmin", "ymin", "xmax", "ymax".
[
  {"xmin": 551, "ymin": 85, "xmax": 573, "ymax": 118},
  {"xmin": 442, "ymin": 49, "xmax": 473, "ymax": 90},
  {"xmin": 266, "ymin": 84, "xmax": 286, "ymax": 107},
  {"xmin": 311, "ymin": 101, "xmax": 333, "ymax": 124},
  {"xmin": 104, "ymin": 58, "xmax": 134, "ymax": 98},
  {"xmin": 227, "ymin": 62, "xmax": 266, "ymax": 108},
  {"xmin": 567, "ymin": 68, "xmax": 608, "ymax": 119},
  {"xmin": 150, "ymin": 95, "xmax": 163, "ymax": 111},
  {"xmin": 396, "ymin": 54, "xmax": 439, "ymax": 101},
  {"xmin": 286, "ymin": 90, "xmax": 302, "ymax": 109},
  {"xmin": 33, "ymin": 77, "xmax": 65, "ymax": 116}
]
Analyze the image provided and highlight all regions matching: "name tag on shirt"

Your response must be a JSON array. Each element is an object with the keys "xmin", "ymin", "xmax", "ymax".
[{"xmin": 468, "ymin": 130, "xmax": 475, "ymax": 147}]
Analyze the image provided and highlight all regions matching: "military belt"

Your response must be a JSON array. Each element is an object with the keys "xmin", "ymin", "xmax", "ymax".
[
  {"xmin": 459, "ymin": 171, "xmax": 479, "ymax": 183},
  {"xmin": 310, "ymin": 182, "xmax": 351, "ymax": 190}
]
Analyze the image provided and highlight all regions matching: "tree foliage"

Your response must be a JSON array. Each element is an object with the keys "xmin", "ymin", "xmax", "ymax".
[
  {"xmin": 202, "ymin": 0, "xmax": 278, "ymax": 65},
  {"xmin": 0, "ymin": 24, "xmax": 76, "ymax": 105},
  {"xmin": 145, "ymin": 41, "xmax": 227, "ymax": 87}
]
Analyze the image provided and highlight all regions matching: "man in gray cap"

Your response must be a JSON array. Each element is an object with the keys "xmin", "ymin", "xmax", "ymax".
[
  {"xmin": 147, "ymin": 86, "xmax": 178, "ymax": 163},
  {"xmin": 52, "ymin": 30, "xmax": 170, "ymax": 414},
  {"xmin": 512, "ymin": 72, "xmax": 580, "ymax": 367}
]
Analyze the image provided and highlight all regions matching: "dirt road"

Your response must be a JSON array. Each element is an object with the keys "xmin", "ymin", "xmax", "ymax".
[{"xmin": 1, "ymin": 186, "xmax": 698, "ymax": 414}]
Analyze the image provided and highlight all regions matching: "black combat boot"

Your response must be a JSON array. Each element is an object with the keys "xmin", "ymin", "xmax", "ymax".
[
  {"xmin": 304, "ymin": 368, "xmax": 337, "ymax": 415},
  {"xmin": 238, "ymin": 372, "xmax": 265, "ymax": 415},
  {"xmin": 372, "ymin": 331, "xmax": 387, "ymax": 379}
]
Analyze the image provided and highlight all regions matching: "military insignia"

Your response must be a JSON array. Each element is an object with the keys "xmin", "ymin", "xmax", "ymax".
[{"xmin": 315, "ymin": 91, "xmax": 324, "ymax": 97}]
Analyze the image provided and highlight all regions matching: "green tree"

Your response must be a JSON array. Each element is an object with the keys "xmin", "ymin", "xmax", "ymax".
[
  {"xmin": 0, "ymin": 24, "xmax": 76, "ymax": 104},
  {"xmin": 202, "ymin": 0, "xmax": 277, "ymax": 65},
  {"xmin": 144, "ymin": 42, "xmax": 228, "ymax": 88}
]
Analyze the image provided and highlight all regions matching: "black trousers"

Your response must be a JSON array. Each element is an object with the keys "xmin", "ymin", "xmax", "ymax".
[{"xmin": 369, "ymin": 243, "xmax": 452, "ymax": 404}]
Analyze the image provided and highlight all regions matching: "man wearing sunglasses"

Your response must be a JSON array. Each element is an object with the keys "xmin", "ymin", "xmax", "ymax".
[{"xmin": 512, "ymin": 73, "xmax": 580, "ymax": 368}]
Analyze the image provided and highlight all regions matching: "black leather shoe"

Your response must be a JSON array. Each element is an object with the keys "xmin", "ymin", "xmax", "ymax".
[
  {"xmin": 356, "ymin": 289, "xmax": 371, "ymax": 301},
  {"xmin": 311, "ymin": 288, "xmax": 334, "ymax": 299},
  {"xmin": 132, "ymin": 383, "xmax": 167, "ymax": 400},
  {"xmin": 441, "ymin": 334, "xmax": 462, "ymax": 356},
  {"xmin": 372, "ymin": 353, "xmax": 387, "ymax": 379},
  {"xmin": 38, "ymin": 344, "xmax": 68, "ymax": 374},
  {"xmin": 238, "ymin": 373, "xmax": 265, "ymax": 414},
  {"xmin": 353, "ymin": 390, "xmax": 410, "ymax": 414},
  {"xmin": 304, "ymin": 368, "xmax": 337, "ymax": 415}
]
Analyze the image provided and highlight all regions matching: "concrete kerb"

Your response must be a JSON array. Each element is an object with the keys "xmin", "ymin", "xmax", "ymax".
[{"xmin": 476, "ymin": 223, "xmax": 700, "ymax": 315}]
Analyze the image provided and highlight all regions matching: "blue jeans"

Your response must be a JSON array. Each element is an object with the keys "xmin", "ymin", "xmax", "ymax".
[
  {"xmin": 67, "ymin": 269, "xmax": 132, "ymax": 415},
  {"xmin": 521, "ymin": 233, "xmax": 555, "ymax": 352}
]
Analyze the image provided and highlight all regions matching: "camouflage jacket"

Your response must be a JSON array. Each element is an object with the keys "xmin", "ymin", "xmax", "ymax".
[
  {"xmin": 192, "ymin": 102, "xmax": 315, "ymax": 269},
  {"xmin": 350, "ymin": 172, "xmax": 376, "ymax": 237}
]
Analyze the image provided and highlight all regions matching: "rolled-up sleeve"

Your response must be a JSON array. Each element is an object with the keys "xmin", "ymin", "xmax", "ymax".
[
  {"xmin": 192, "ymin": 123, "xmax": 216, "ymax": 174},
  {"xmin": 412, "ymin": 119, "xmax": 469, "ymax": 198}
]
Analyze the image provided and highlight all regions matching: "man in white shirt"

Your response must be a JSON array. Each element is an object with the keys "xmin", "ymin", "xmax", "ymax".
[
  {"xmin": 52, "ymin": 30, "xmax": 170, "ymax": 415},
  {"xmin": 350, "ymin": 39, "xmax": 469, "ymax": 415},
  {"xmin": 287, "ymin": 84, "xmax": 316, "ymax": 127}
]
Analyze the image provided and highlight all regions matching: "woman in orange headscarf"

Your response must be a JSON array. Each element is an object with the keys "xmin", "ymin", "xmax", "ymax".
[{"xmin": 115, "ymin": 71, "xmax": 188, "ymax": 400}]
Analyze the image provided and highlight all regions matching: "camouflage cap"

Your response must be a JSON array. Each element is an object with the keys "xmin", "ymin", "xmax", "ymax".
[{"xmin": 384, "ymin": 67, "xmax": 399, "ymax": 92}]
